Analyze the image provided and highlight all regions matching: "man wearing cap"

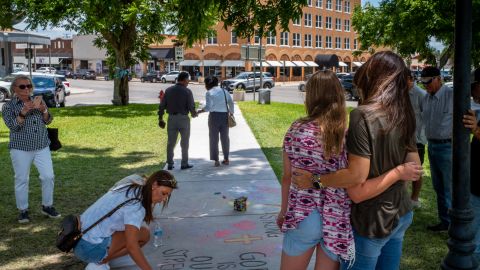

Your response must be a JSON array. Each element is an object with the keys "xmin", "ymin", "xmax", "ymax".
[
  {"xmin": 463, "ymin": 67, "xmax": 480, "ymax": 261},
  {"xmin": 420, "ymin": 66, "xmax": 453, "ymax": 232}
]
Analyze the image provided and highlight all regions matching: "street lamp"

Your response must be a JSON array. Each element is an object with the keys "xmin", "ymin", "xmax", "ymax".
[{"xmin": 201, "ymin": 44, "xmax": 205, "ymax": 80}]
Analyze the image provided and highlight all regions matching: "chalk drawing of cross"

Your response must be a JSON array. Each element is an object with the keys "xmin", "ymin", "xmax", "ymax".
[{"xmin": 224, "ymin": 234, "xmax": 263, "ymax": 244}]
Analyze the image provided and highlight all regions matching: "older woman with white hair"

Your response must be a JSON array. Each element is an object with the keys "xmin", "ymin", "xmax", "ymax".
[{"xmin": 2, "ymin": 75, "xmax": 60, "ymax": 223}]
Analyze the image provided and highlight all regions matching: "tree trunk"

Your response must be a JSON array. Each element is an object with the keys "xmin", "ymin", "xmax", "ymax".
[{"xmin": 112, "ymin": 52, "xmax": 129, "ymax": 105}]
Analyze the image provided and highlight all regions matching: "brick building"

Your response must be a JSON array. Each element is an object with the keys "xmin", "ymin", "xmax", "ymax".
[
  {"xmin": 12, "ymin": 37, "xmax": 72, "ymax": 70},
  {"xmin": 181, "ymin": 0, "xmax": 368, "ymax": 81}
]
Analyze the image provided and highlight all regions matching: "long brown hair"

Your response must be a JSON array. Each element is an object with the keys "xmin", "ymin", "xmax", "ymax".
[
  {"xmin": 354, "ymin": 51, "xmax": 415, "ymax": 149},
  {"xmin": 122, "ymin": 170, "xmax": 178, "ymax": 224},
  {"xmin": 301, "ymin": 70, "xmax": 347, "ymax": 158}
]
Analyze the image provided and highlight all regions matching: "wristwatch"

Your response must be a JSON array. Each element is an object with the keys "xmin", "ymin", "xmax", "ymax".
[{"xmin": 312, "ymin": 174, "xmax": 324, "ymax": 189}]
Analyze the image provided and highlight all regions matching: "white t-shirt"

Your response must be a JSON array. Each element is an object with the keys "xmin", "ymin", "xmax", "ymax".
[{"xmin": 80, "ymin": 187, "xmax": 146, "ymax": 244}]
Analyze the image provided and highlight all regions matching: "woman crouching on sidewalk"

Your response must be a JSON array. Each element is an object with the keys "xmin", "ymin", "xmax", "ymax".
[{"xmin": 74, "ymin": 170, "xmax": 177, "ymax": 270}]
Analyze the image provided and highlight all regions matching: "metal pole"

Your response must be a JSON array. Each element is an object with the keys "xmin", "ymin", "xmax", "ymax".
[
  {"xmin": 441, "ymin": 0, "xmax": 478, "ymax": 269},
  {"xmin": 28, "ymin": 43, "xmax": 32, "ymax": 78}
]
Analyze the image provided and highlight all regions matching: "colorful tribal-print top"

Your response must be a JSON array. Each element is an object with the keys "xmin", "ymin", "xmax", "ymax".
[{"xmin": 282, "ymin": 120, "xmax": 354, "ymax": 262}]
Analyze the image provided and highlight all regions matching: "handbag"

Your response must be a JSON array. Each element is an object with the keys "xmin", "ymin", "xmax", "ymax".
[
  {"xmin": 56, "ymin": 198, "xmax": 135, "ymax": 253},
  {"xmin": 47, "ymin": 128, "xmax": 62, "ymax": 151},
  {"xmin": 222, "ymin": 89, "xmax": 236, "ymax": 128}
]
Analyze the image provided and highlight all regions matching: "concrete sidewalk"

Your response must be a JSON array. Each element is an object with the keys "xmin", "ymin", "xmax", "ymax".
[{"xmin": 110, "ymin": 103, "xmax": 292, "ymax": 270}]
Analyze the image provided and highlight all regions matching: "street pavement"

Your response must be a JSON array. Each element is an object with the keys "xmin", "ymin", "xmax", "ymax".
[{"xmin": 109, "ymin": 103, "xmax": 317, "ymax": 270}]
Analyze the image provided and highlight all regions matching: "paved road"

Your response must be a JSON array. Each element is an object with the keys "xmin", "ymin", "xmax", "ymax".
[{"xmin": 0, "ymin": 79, "xmax": 358, "ymax": 108}]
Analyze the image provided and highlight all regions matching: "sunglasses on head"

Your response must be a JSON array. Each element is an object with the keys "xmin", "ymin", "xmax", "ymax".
[
  {"xmin": 16, "ymin": 84, "xmax": 33, "ymax": 90},
  {"xmin": 421, "ymin": 78, "xmax": 435, "ymax": 85}
]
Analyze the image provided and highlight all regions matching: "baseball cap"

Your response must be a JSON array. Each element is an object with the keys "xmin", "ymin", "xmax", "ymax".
[
  {"xmin": 420, "ymin": 66, "xmax": 441, "ymax": 83},
  {"xmin": 471, "ymin": 68, "xmax": 480, "ymax": 84}
]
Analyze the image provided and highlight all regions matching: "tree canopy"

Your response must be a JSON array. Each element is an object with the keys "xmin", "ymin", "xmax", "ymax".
[
  {"xmin": 351, "ymin": 0, "xmax": 480, "ymax": 67},
  {"xmin": 0, "ymin": 0, "xmax": 307, "ymax": 105}
]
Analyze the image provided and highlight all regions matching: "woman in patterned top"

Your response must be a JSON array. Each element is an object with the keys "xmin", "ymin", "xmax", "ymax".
[{"xmin": 277, "ymin": 70, "xmax": 421, "ymax": 270}]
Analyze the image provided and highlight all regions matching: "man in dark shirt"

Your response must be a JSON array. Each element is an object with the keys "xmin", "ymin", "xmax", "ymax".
[{"xmin": 158, "ymin": 71, "xmax": 197, "ymax": 170}]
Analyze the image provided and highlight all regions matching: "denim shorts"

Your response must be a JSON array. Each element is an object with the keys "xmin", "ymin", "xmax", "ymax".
[
  {"xmin": 74, "ymin": 237, "xmax": 111, "ymax": 263},
  {"xmin": 283, "ymin": 209, "xmax": 339, "ymax": 261}
]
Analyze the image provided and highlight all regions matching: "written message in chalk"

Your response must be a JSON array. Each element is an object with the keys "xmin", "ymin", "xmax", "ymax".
[{"xmin": 158, "ymin": 250, "xmax": 268, "ymax": 270}]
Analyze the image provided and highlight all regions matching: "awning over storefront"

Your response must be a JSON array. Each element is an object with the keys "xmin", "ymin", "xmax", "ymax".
[
  {"xmin": 253, "ymin": 61, "xmax": 270, "ymax": 67},
  {"xmin": 221, "ymin": 60, "xmax": 245, "ymax": 67},
  {"xmin": 339, "ymin": 61, "xmax": 348, "ymax": 67},
  {"xmin": 304, "ymin": 61, "xmax": 319, "ymax": 67},
  {"xmin": 149, "ymin": 48, "xmax": 174, "ymax": 60},
  {"xmin": 1, "ymin": 32, "xmax": 50, "ymax": 45},
  {"xmin": 179, "ymin": 60, "xmax": 200, "ymax": 66},
  {"xmin": 199, "ymin": 60, "xmax": 222, "ymax": 66},
  {"xmin": 292, "ymin": 61, "xmax": 308, "ymax": 67},
  {"xmin": 353, "ymin": 62, "xmax": 363, "ymax": 67},
  {"xmin": 266, "ymin": 60, "xmax": 283, "ymax": 67},
  {"xmin": 281, "ymin": 61, "xmax": 296, "ymax": 67}
]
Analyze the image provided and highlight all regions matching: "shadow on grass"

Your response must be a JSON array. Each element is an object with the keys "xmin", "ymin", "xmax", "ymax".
[
  {"xmin": 0, "ymin": 143, "xmax": 165, "ymax": 269},
  {"xmin": 51, "ymin": 104, "xmax": 158, "ymax": 118}
]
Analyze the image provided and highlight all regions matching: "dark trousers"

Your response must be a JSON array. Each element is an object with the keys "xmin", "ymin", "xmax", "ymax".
[
  {"xmin": 208, "ymin": 112, "xmax": 229, "ymax": 161},
  {"xmin": 417, "ymin": 143, "xmax": 425, "ymax": 165},
  {"xmin": 167, "ymin": 114, "xmax": 190, "ymax": 166}
]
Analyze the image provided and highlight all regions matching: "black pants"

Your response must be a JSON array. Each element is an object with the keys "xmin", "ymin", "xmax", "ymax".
[
  {"xmin": 417, "ymin": 143, "xmax": 425, "ymax": 165},
  {"xmin": 208, "ymin": 112, "xmax": 229, "ymax": 161}
]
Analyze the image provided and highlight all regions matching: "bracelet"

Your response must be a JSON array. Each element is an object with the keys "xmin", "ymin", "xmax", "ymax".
[{"xmin": 43, "ymin": 109, "xmax": 48, "ymax": 114}]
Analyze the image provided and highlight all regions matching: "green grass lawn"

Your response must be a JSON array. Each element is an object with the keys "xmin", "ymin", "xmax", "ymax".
[
  {"xmin": 238, "ymin": 101, "xmax": 449, "ymax": 270},
  {"xmin": 0, "ymin": 104, "xmax": 166, "ymax": 269}
]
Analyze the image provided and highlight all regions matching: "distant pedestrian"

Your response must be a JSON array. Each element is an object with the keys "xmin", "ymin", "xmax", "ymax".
[
  {"xmin": 420, "ymin": 66, "xmax": 454, "ymax": 232},
  {"xmin": 2, "ymin": 75, "xmax": 61, "ymax": 223},
  {"xmin": 463, "ymin": 67, "xmax": 480, "ymax": 262},
  {"xmin": 277, "ymin": 69, "xmax": 420, "ymax": 270},
  {"xmin": 158, "ymin": 71, "xmax": 197, "ymax": 170},
  {"xmin": 74, "ymin": 170, "xmax": 177, "ymax": 270},
  {"xmin": 319, "ymin": 51, "xmax": 423, "ymax": 270},
  {"xmin": 408, "ymin": 72, "xmax": 427, "ymax": 208},
  {"xmin": 197, "ymin": 76, "xmax": 234, "ymax": 166}
]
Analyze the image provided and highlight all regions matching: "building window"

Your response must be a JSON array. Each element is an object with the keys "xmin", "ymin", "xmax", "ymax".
[
  {"xmin": 354, "ymin": 39, "xmax": 358, "ymax": 50},
  {"xmin": 280, "ymin": 32, "xmax": 289, "ymax": 45},
  {"xmin": 293, "ymin": 16, "xmax": 301, "ymax": 26},
  {"xmin": 315, "ymin": 35, "xmax": 322, "ymax": 48},
  {"xmin": 316, "ymin": 0, "xmax": 323, "ymax": 8},
  {"xmin": 344, "ymin": 38, "xmax": 350, "ymax": 49},
  {"xmin": 266, "ymin": 32, "xmax": 276, "ymax": 45},
  {"xmin": 254, "ymin": 31, "xmax": 260, "ymax": 44},
  {"xmin": 293, "ymin": 33, "xmax": 301, "ymax": 47},
  {"xmin": 335, "ymin": 18, "xmax": 342, "ymax": 30},
  {"xmin": 315, "ymin": 15, "xmax": 322, "ymax": 28},
  {"xmin": 304, "ymin": 34, "xmax": 312, "ymax": 47},
  {"xmin": 207, "ymin": 32, "xmax": 217, "ymax": 44},
  {"xmin": 326, "ymin": 0, "xmax": 332, "ymax": 10},
  {"xmin": 344, "ymin": 20, "xmax": 350, "ymax": 32},
  {"xmin": 231, "ymin": 32, "xmax": 237, "ymax": 44},
  {"xmin": 325, "ymin": 16, "xmax": 332, "ymax": 29},
  {"xmin": 335, "ymin": 0, "xmax": 342, "ymax": 11},
  {"xmin": 304, "ymin": 13, "xmax": 312, "ymax": 27},
  {"xmin": 335, "ymin": 37, "xmax": 341, "ymax": 49},
  {"xmin": 326, "ymin": 36, "xmax": 332, "ymax": 48},
  {"xmin": 307, "ymin": 0, "xmax": 312, "ymax": 6},
  {"xmin": 344, "ymin": 0, "xmax": 351, "ymax": 13}
]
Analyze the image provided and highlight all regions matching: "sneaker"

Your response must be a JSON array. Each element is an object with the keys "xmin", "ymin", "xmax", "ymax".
[
  {"xmin": 411, "ymin": 199, "xmax": 421, "ymax": 209},
  {"xmin": 167, "ymin": 164, "xmax": 174, "ymax": 170},
  {"xmin": 85, "ymin": 262, "xmax": 110, "ymax": 270},
  {"xmin": 18, "ymin": 210, "xmax": 30, "ymax": 223},
  {"xmin": 42, "ymin": 206, "xmax": 61, "ymax": 218},
  {"xmin": 180, "ymin": 164, "xmax": 194, "ymax": 170},
  {"xmin": 427, "ymin": 223, "xmax": 449, "ymax": 232},
  {"xmin": 214, "ymin": 161, "xmax": 220, "ymax": 167}
]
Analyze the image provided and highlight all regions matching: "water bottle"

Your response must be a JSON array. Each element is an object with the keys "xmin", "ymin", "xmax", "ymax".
[{"xmin": 153, "ymin": 222, "xmax": 163, "ymax": 248}]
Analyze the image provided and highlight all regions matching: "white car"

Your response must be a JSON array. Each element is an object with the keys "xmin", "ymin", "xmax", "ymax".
[
  {"xmin": 160, "ymin": 71, "xmax": 191, "ymax": 83},
  {"xmin": 36, "ymin": 67, "xmax": 57, "ymax": 73},
  {"xmin": 0, "ymin": 78, "xmax": 13, "ymax": 102}
]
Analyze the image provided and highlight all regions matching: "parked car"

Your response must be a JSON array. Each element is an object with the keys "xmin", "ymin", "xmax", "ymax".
[
  {"xmin": 141, "ymin": 71, "xmax": 161, "ymax": 83},
  {"xmin": 56, "ymin": 68, "xmax": 74, "ymax": 78},
  {"xmin": 221, "ymin": 72, "xmax": 275, "ymax": 91},
  {"xmin": 31, "ymin": 75, "xmax": 67, "ymax": 107},
  {"xmin": 73, "ymin": 69, "xmax": 96, "ymax": 80},
  {"xmin": 36, "ymin": 67, "xmax": 57, "ymax": 73},
  {"xmin": 298, "ymin": 74, "xmax": 313, "ymax": 92},
  {"xmin": 160, "ymin": 71, "xmax": 182, "ymax": 83},
  {"xmin": 0, "ymin": 75, "xmax": 15, "ymax": 102},
  {"xmin": 441, "ymin": 70, "xmax": 453, "ymax": 82}
]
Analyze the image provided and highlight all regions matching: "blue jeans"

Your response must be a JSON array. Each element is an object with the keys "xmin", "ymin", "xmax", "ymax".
[
  {"xmin": 472, "ymin": 194, "xmax": 480, "ymax": 260},
  {"xmin": 428, "ymin": 141, "xmax": 452, "ymax": 225},
  {"xmin": 341, "ymin": 211, "xmax": 413, "ymax": 270}
]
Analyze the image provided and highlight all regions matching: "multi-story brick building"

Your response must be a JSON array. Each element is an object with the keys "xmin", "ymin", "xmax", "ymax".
[
  {"xmin": 181, "ymin": 0, "xmax": 368, "ymax": 81},
  {"xmin": 12, "ymin": 37, "xmax": 73, "ymax": 71}
]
